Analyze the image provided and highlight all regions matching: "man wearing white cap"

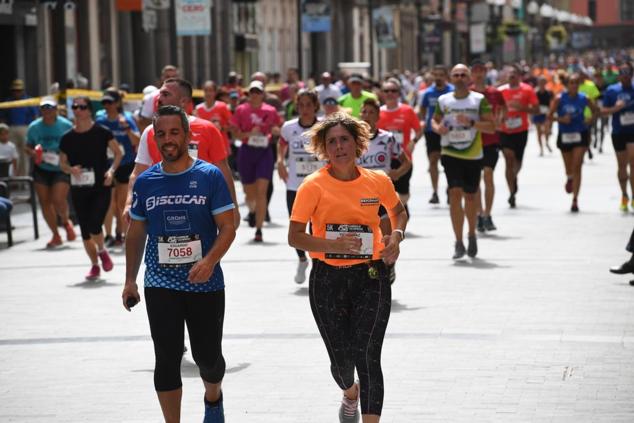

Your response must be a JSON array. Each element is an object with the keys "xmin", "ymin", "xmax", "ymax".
[{"xmin": 25, "ymin": 97, "xmax": 76, "ymax": 248}]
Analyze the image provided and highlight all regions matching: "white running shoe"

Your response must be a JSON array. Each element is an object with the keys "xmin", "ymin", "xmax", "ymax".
[
  {"xmin": 294, "ymin": 260, "xmax": 309, "ymax": 284},
  {"xmin": 338, "ymin": 395, "xmax": 360, "ymax": 423}
]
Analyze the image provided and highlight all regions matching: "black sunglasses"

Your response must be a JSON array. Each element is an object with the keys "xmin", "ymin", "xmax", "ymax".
[
  {"xmin": 72, "ymin": 104, "xmax": 89, "ymax": 110},
  {"xmin": 40, "ymin": 105, "xmax": 56, "ymax": 110},
  {"xmin": 452, "ymin": 73, "xmax": 468, "ymax": 78}
]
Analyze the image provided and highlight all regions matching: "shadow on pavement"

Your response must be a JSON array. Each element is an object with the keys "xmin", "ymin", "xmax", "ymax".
[
  {"xmin": 293, "ymin": 287, "xmax": 309, "ymax": 296},
  {"xmin": 481, "ymin": 233, "xmax": 522, "ymax": 241},
  {"xmin": 245, "ymin": 240, "xmax": 280, "ymax": 246},
  {"xmin": 67, "ymin": 279, "xmax": 120, "ymax": 288},
  {"xmin": 391, "ymin": 299, "xmax": 424, "ymax": 313},
  {"xmin": 404, "ymin": 231, "xmax": 424, "ymax": 239},
  {"xmin": 32, "ymin": 245, "xmax": 73, "ymax": 252},
  {"xmin": 265, "ymin": 221, "xmax": 285, "ymax": 228},
  {"xmin": 452, "ymin": 258, "xmax": 509, "ymax": 269}
]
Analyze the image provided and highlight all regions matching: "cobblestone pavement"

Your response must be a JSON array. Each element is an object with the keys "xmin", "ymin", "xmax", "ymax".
[{"xmin": 1, "ymin": 130, "xmax": 633, "ymax": 422}]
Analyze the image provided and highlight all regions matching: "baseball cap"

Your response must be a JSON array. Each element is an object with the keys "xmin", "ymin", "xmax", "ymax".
[
  {"xmin": 248, "ymin": 80, "xmax": 264, "ymax": 92},
  {"xmin": 101, "ymin": 90, "xmax": 120, "ymax": 103},
  {"xmin": 323, "ymin": 97, "xmax": 338, "ymax": 106},
  {"xmin": 348, "ymin": 73, "xmax": 364, "ymax": 83},
  {"xmin": 39, "ymin": 96, "xmax": 58, "ymax": 108}
]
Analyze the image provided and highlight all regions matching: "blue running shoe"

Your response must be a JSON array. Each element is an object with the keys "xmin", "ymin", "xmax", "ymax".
[{"xmin": 203, "ymin": 393, "xmax": 224, "ymax": 423}]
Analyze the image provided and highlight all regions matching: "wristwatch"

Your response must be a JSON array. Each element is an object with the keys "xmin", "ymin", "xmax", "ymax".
[{"xmin": 392, "ymin": 229, "xmax": 405, "ymax": 241}]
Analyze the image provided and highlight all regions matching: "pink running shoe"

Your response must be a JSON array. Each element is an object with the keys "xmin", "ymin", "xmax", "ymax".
[
  {"xmin": 98, "ymin": 249, "xmax": 114, "ymax": 272},
  {"xmin": 86, "ymin": 265, "xmax": 100, "ymax": 281}
]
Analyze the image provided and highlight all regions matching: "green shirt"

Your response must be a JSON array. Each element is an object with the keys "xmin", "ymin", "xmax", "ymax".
[
  {"xmin": 579, "ymin": 80, "xmax": 599, "ymax": 119},
  {"xmin": 338, "ymin": 90, "xmax": 378, "ymax": 118}
]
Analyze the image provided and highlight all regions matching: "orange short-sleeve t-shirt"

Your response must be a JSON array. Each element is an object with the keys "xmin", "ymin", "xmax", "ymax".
[{"xmin": 290, "ymin": 165, "xmax": 401, "ymax": 267}]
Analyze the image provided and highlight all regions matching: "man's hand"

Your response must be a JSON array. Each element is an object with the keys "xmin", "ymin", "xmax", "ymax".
[
  {"xmin": 121, "ymin": 282, "xmax": 141, "ymax": 311},
  {"xmin": 277, "ymin": 161, "xmax": 289, "ymax": 182},
  {"xmin": 333, "ymin": 233, "xmax": 362, "ymax": 255},
  {"xmin": 380, "ymin": 232, "xmax": 402, "ymax": 265},
  {"xmin": 436, "ymin": 122, "xmax": 450, "ymax": 135},
  {"xmin": 70, "ymin": 165, "xmax": 82, "ymax": 176},
  {"xmin": 188, "ymin": 257, "xmax": 216, "ymax": 283},
  {"xmin": 104, "ymin": 169, "xmax": 114, "ymax": 187},
  {"xmin": 559, "ymin": 114, "xmax": 572, "ymax": 125}
]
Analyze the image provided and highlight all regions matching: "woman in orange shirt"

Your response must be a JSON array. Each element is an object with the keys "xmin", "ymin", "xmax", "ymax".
[{"xmin": 288, "ymin": 112, "xmax": 407, "ymax": 422}]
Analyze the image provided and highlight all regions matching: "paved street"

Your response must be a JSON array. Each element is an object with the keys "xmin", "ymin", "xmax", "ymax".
[{"xmin": 1, "ymin": 129, "xmax": 633, "ymax": 422}]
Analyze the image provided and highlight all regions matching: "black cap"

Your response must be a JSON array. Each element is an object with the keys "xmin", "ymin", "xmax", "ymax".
[
  {"xmin": 101, "ymin": 90, "xmax": 120, "ymax": 103},
  {"xmin": 323, "ymin": 97, "xmax": 338, "ymax": 106}
]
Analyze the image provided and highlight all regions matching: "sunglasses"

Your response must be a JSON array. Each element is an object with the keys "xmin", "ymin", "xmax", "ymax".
[
  {"xmin": 383, "ymin": 89, "xmax": 399, "ymax": 93},
  {"xmin": 40, "ymin": 105, "xmax": 56, "ymax": 110},
  {"xmin": 452, "ymin": 73, "xmax": 468, "ymax": 78},
  {"xmin": 71, "ymin": 104, "xmax": 89, "ymax": 110}
]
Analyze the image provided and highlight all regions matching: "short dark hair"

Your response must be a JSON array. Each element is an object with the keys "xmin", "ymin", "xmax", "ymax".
[
  {"xmin": 296, "ymin": 88, "xmax": 320, "ymax": 112},
  {"xmin": 164, "ymin": 78, "xmax": 193, "ymax": 100},
  {"xmin": 153, "ymin": 105, "xmax": 190, "ymax": 133},
  {"xmin": 432, "ymin": 65, "xmax": 448, "ymax": 75},
  {"xmin": 362, "ymin": 98, "xmax": 380, "ymax": 112}
]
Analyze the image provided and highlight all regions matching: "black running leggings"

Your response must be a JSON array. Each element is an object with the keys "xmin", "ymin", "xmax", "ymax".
[
  {"xmin": 286, "ymin": 190, "xmax": 306, "ymax": 259},
  {"xmin": 309, "ymin": 259, "xmax": 391, "ymax": 416},
  {"xmin": 70, "ymin": 187, "xmax": 111, "ymax": 240},
  {"xmin": 145, "ymin": 287, "xmax": 226, "ymax": 392}
]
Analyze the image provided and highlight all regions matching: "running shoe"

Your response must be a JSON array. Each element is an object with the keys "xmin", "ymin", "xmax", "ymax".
[
  {"xmin": 46, "ymin": 233, "xmax": 63, "ymax": 249},
  {"xmin": 508, "ymin": 194, "xmax": 516, "ymax": 209},
  {"xmin": 203, "ymin": 393, "xmax": 224, "ymax": 423},
  {"xmin": 571, "ymin": 199, "xmax": 579, "ymax": 213},
  {"xmin": 265, "ymin": 210, "xmax": 271, "ymax": 223},
  {"xmin": 254, "ymin": 229, "xmax": 263, "ymax": 243},
  {"xmin": 429, "ymin": 192, "xmax": 439, "ymax": 204},
  {"xmin": 98, "ymin": 249, "xmax": 114, "ymax": 272},
  {"xmin": 588, "ymin": 149, "xmax": 593, "ymax": 160},
  {"xmin": 64, "ymin": 221, "xmax": 76, "ymax": 241},
  {"xmin": 610, "ymin": 259, "xmax": 634, "ymax": 274},
  {"xmin": 476, "ymin": 216, "xmax": 486, "ymax": 233},
  {"xmin": 483, "ymin": 216, "xmax": 497, "ymax": 231},
  {"xmin": 247, "ymin": 212, "xmax": 256, "ymax": 228},
  {"xmin": 467, "ymin": 235, "xmax": 478, "ymax": 258},
  {"xmin": 295, "ymin": 259, "xmax": 309, "ymax": 284},
  {"xmin": 453, "ymin": 241, "xmax": 466, "ymax": 260},
  {"xmin": 85, "ymin": 264, "xmax": 100, "ymax": 281},
  {"xmin": 338, "ymin": 394, "xmax": 360, "ymax": 423},
  {"xmin": 113, "ymin": 233, "xmax": 124, "ymax": 248},
  {"xmin": 565, "ymin": 178, "xmax": 573, "ymax": 194},
  {"xmin": 620, "ymin": 197, "xmax": 629, "ymax": 212}
]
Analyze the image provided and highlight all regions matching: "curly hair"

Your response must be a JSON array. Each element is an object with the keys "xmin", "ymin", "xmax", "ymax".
[{"xmin": 305, "ymin": 112, "xmax": 370, "ymax": 161}]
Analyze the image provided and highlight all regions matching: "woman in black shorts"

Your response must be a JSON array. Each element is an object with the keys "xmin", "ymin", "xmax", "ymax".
[{"xmin": 59, "ymin": 96, "xmax": 123, "ymax": 280}]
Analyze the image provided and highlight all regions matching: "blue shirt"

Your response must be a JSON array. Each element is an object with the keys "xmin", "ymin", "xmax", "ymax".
[
  {"xmin": 95, "ymin": 112, "xmax": 138, "ymax": 165},
  {"xmin": 130, "ymin": 160, "xmax": 234, "ymax": 292},
  {"xmin": 557, "ymin": 92, "xmax": 589, "ymax": 134},
  {"xmin": 26, "ymin": 116, "xmax": 73, "ymax": 172},
  {"xmin": 420, "ymin": 84, "xmax": 454, "ymax": 132},
  {"xmin": 1, "ymin": 95, "xmax": 39, "ymax": 126},
  {"xmin": 603, "ymin": 82, "xmax": 634, "ymax": 134}
]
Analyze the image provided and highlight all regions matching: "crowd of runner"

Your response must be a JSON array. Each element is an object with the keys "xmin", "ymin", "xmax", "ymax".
[{"xmin": 1, "ymin": 50, "xmax": 634, "ymax": 422}]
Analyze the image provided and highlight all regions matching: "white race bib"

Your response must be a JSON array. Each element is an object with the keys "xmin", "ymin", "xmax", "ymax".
[
  {"xmin": 157, "ymin": 235, "xmax": 203, "ymax": 266},
  {"xmin": 447, "ymin": 129, "xmax": 472, "ymax": 144},
  {"xmin": 539, "ymin": 105, "xmax": 549, "ymax": 114},
  {"xmin": 561, "ymin": 132, "xmax": 582, "ymax": 143},
  {"xmin": 70, "ymin": 168, "xmax": 95, "ymax": 187},
  {"xmin": 295, "ymin": 157, "xmax": 321, "ymax": 177},
  {"xmin": 505, "ymin": 117, "xmax": 522, "ymax": 129},
  {"xmin": 325, "ymin": 224, "xmax": 373, "ymax": 260},
  {"xmin": 248, "ymin": 135, "xmax": 268, "ymax": 148},
  {"xmin": 42, "ymin": 151, "xmax": 60, "ymax": 166},
  {"xmin": 107, "ymin": 143, "xmax": 125, "ymax": 160},
  {"xmin": 188, "ymin": 143, "xmax": 199, "ymax": 159},
  {"xmin": 620, "ymin": 112, "xmax": 634, "ymax": 126}
]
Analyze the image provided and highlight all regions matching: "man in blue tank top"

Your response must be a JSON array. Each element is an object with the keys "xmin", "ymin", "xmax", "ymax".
[{"xmin": 122, "ymin": 105, "xmax": 236, "ymax": 423}]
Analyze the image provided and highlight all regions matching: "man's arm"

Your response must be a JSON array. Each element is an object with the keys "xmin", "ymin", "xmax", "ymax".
[
  {"xmin": 123, "ymin": 163, "xmax": 149, "ymax": 223},
  {"xmin": 213, "ymin": 159, "xmax": 241, "ymax": 228},
  {"xmin": 122, "ymin": 218, "xmax": 146, "ymax": 310},
  {"xmin": 188, "ymin": 209, "xmax": 236, "ymax": 283}
]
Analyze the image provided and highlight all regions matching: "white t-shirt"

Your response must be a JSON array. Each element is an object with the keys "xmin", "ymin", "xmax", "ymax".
[
  {"xmin": 436, "ymin": 91, "xmax": 485, "ymax": 154},
  {"xmin": 357, "ymin": 129, "xmax": 401, "ymax": 173},
  {"xmin": 0, "ymin": 141, "xmax": 18, "ymax": 162},
  {"xmin": 280, "ymin": 118, "xmax": 324, "ymax": 191}
]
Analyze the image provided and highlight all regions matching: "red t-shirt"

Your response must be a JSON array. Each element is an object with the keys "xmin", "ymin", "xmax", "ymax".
[
  {"xmin": 377, "ymin": 104, "xmax": 421, "ymax": 159},
  {"xmin": 195, "ymin": 101, "xmax": 233, "ymax": 151},
  {"xmin": 147, "ymin": 116, "xmax": 228, "ymax": 164},
  {"xmin": 499, "ymin": 82, "xmax": 538, "ymax": 134},
  {"xmin": 470, "ymin": 85, "xmax": 505, "ymax": 146}
]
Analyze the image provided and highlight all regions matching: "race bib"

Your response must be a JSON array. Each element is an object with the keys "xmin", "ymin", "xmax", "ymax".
[
  {"xmin": 42, "ymin": 151, "xmax": 60, "ymax": 166},
  {"xmin": 539, "ymin": 105, "xmax": 549, "ymax": 114},
  {"xmin": 295, "ymin": 157, "xmax": 321, "ymax": 177},
  {"xmin": 447, "ymin": 129, "xmax": 472, "ymax": 144},
  {"xmin": 561, "ymin": 132, "xmax": 582, "ymax": 143},
  {"xmin": 505, "ymin": 117, "xmax": 522, "ymax": 129},
  {"xmin": 188, "ymin": 142, "xmax": 199, "ymax": 159},
  {"xmin": 392, "ymin": 130, "xmax": 404, "ymax": 145},
  {"xmin": 70, "ymin": 168, "xmax": 95, "ymax": 187},
  {"xmin": 325, "ymin": 223, "xmax": 373, "ymax": 260},
  {"xmin": 248, "ymin": 135, "xmax": 268, "ymax": 148},
  {"xmin": 620, "ymin": 112, "xmax": 634, "ymax": 126},
  {"xmin": 157, "ymin": 234, "xmax": 203, "ymax": 267},
  {"xmin": 107, "ymin": 143, "xmax": 125, "ymax": 160}
]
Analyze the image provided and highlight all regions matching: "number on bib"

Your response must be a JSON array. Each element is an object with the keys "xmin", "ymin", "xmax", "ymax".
[
  {"xmin": 506, "ymin": 117, "xmax": 522, "ymax": 129},
  {"xmin": 539, "ymin": 105, "xmax": 549, "ymax": 114},
  {"xmin": 561, "ymin": 132, "xmax": 582, "ymax": 143},
  {"xmin": 42, "ymin": 151, "xmax": 60, "ymax": 166},
  {"xmin": 157, "ymin": 235, "xmax": 203, "ymax": 267},
  {"xmin": 295, "ymin": 157, "xmax": 321, "ymax": 177},
  {"xmin": 620, "ymin": 112, "xmax": 634, "ymax": 126}
]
